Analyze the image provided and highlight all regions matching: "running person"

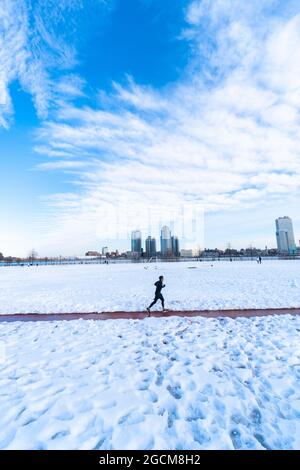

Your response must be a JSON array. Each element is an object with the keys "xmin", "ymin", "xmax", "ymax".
[{"xmin": 147, "ymin": 276, "xmax": 165, "ymax": 315}]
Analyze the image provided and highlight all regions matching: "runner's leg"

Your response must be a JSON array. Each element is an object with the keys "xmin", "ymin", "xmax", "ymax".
[{"xmin": 148, "ymin": 296, "xmax": 159, "ymax": 309}]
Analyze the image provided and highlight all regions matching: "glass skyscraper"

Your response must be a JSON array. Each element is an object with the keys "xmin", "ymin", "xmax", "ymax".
[
  {"xmin": 131, "ymin": 230, "xmax": 142, "ymax": 253},
  {"xmin": 160, "ymin": 226, "xmax": 172, "ymax": 256},
  {"xmin": 171, "ymin": 236, "xmax": 180, "ymax": 257},
  {"xmin": 145, "ymin": 236, "xmax": 156, "ymax": 257},
  {"xmin": 275, "ymin": 216, "xmax": 296, "ymax": 253}
]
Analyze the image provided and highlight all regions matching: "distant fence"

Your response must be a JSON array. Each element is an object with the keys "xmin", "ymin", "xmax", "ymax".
[
  {"xmin": 0, "ymin": 255, "xmax": 299, "ymax": 267},
  {"xmin": 0, "ymin": 258, "xmax": 128, "ymax": 267}
]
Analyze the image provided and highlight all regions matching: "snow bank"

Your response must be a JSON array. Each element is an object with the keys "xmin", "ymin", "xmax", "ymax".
[
  {"xmin": 0, "ymin": 260, "xmax": 300, "ymax": 314},
  {"xmin": 0, "ymin": 314, "xmax": 300, "ymax": 449}
]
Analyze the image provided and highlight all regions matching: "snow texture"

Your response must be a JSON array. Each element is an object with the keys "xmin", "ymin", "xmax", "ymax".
[
  {"xmin": 0, "ymin": 260, "xmax": 300, "ymax": 314},
  {"xmin": 1, "ymin": 314, "xmax": 300, "ymax": 449}
]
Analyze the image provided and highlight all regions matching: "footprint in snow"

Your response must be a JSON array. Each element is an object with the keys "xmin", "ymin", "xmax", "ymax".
[
  {"xmin": 51, "ymin": 430, "xmax": 70, "ymax": 440},
  {"xmin": 167, "ymin": 383, "xmax": 183, "ymax": 400},
  {"xmin": 186, "ymin": 404, "xmax": 206, "ymax": 421},
  {"xmin": 230, "ymin": 428, "xmax": 243, "ymax": 449},
  {"xmin": 250, "ymin": 408, "xmax": 262, "ymax": 425},
  {"xmin": 118, "ymin": 409, "xmax": 145, "ymax": 426}
]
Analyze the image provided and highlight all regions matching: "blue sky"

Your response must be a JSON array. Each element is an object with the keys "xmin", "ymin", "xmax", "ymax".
[{"xmin": 1, "ymin": 0, "xmax": 300, "ymax": 256}]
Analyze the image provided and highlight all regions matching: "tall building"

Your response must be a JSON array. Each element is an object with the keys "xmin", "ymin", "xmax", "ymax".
[
  {"xmin": 131, "ymin": 230, "xmax": 142, "ymax": 253},
  {"xmin": 145, "ymin": 236, "xmax": 156, "ymax": 257},
  {"xmin": 102, "ymin": 246, "xmax": 109, "ymax": 256},
  {"xmin": 275, "ymin": 216, "xmax": 296, "ymax": 253},
  {"xmin": 171, "ymin": 236, "xmax": 180, "ymax": 257},
  {"xmin": 160, "ymin": 226, "xmax": 172, "ymax": 256}
]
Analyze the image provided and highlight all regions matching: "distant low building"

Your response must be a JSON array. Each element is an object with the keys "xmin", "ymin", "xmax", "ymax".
[
  {"xmin": 110, "ymin": 250, "xmax": 120, "ymax": 257},
  {"xmin": 180, "ymin": 249, "xmax": 199, "ymax": 258},
  {"xmin": 85, "ymin": 251, "xmax": 101, "ymax": 257}
]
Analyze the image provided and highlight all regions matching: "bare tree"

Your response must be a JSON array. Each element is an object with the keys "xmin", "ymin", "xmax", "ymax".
[{"xmin": 28, "ymin": 249, "xmax": 38, "ymax": 261}]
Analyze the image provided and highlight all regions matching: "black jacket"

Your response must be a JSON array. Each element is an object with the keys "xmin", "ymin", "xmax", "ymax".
[{"xmin": 154, "ymin": 280, "xmax": 165, "ymax": 296}]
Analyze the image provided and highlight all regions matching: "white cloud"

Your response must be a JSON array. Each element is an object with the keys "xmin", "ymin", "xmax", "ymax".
[
  {"xmin": 36, "ymin": 160, "xmax": 90, "ymax": 170},
  {"xmin": 112, "ymin": 76, "xmax": 168, "ymax": 111},
  {"xmin": 55, "ymin": 75, "xmax": 86, "ymax": 99},
  {"xmin": 0, "ymin": 0, "xmax": 99, "ymax": 126},
  {"xmin": 0, "ymin": 0, "xmax": 28, "ymax": 126},
  {"xmin": 262, "ymin": 14, "xmax": 300, "ymax": 92}
]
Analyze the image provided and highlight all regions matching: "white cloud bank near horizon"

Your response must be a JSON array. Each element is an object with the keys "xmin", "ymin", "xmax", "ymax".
[{"xmin": 1, "ymin": 0, "xmax": 300, "ymax": 255}]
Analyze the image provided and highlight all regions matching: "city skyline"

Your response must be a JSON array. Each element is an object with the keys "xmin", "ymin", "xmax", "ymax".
[
  {"xmin": 1, "ymin": 214, "xmax": 300, "ymax": 259},
  {"xmin": 1, "ymin": 1, "xmax": 300, "ymax": 257},
  {"xmin": 105, "ymin": 216, "xmax": 300, "ymax": 259},
  {"xmin": 130, "ymin": 225, "xmax": 180, "ymax": 257}
]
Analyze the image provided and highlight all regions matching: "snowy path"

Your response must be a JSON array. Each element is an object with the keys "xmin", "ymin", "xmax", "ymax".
[
  {"xmin": 1, "ymin": 260, "xmax": 300, "ymax": 314},
  {"xmin": 1, "ymin": 315, "xmax": 300, "ymax": 450},
  {"xmin": 1, "ymin": 308, "xmax": 300, "ymax": 322}
]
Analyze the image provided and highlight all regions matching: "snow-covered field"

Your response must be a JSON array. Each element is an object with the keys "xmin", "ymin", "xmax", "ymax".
[
  {"xmin": 0, "ymin": 260, "xmax": 300, "ymax": 314},
  {"xmin": 1, "ymin": 260, "xmax": 300, "ymax": 449},
  {"xmin": 1, "ymin": 314, "xmax": 300, "ymax": 450}
]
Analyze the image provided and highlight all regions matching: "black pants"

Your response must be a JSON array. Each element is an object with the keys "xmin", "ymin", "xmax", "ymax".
[{"xmin": 149, "ymin": 293, "xmax": 164, "ymax": 309}]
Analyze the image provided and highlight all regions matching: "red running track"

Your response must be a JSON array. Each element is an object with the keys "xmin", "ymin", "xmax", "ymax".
[{"xmin": 0, "ymin": 308, "xmax": 300, "ymax": 322}]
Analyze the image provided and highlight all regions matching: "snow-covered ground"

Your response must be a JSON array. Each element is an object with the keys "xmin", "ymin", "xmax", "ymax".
[
  {"xmin": 0, "ymin": 260, "xmax": 300, "ymax": 314},
  {"xmin": 1, "ymin": 314, "xmax": 300, "ymax": 450}
]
